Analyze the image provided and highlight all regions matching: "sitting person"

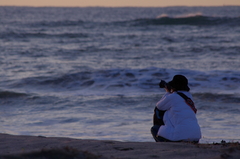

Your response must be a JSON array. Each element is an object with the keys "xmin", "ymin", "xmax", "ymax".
[{"xmin": 151, "ymin": 75, "xmax": 201, "ymax": 143}]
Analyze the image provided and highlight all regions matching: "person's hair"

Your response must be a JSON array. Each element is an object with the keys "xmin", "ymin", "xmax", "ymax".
[{"xmin": 168, "ymin": 75, "xmax": 190, "ymax": 91}]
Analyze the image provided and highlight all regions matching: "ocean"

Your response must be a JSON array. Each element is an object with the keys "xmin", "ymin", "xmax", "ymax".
[{"xmin": 0, "ymin": 6, "xmax": 240, "ymax": 143}]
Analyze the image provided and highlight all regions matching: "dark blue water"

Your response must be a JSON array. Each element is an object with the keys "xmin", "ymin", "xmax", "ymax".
[{"xmin": 0, "ymin": 6, "xmax": 240, "ymax": 143}]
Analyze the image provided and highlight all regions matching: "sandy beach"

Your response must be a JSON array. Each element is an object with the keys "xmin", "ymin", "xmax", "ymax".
[{"xmin": 0, "ymin": 133, "xmax": 239, "ymax": 159}]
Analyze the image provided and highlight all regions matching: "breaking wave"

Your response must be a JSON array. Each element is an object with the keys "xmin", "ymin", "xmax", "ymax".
[{"xmin": 7, "ymin": 67, "xmax": 240, "ymax": 96}]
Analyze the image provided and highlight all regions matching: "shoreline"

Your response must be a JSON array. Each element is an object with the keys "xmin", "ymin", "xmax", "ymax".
[{"xmin": 1, "ymin": 133, "xmax": 240, "ymax": 159}]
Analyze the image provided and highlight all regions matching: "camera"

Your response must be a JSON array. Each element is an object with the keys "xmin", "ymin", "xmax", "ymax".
[
  {"xmin": 159, "ymin": 80, "xmax": 167, "ymax": 88},
  {"xmin": 159, "ymin": 80, "xmax": 171, "ymax": 91}
]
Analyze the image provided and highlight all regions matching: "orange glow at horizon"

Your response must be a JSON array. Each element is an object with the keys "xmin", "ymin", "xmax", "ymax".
[{"xmin": 0, "ymin": 0, "xmax": 240, "ymax": 7}]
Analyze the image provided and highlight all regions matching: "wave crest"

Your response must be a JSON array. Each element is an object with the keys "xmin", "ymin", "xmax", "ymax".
[
  {"xmin": 0, "ymin": 90, "xmax": 28, "ymax": 98},
  {"xmin": 132, "ymin": 14, "xmax": 240, "ymax": 26}
]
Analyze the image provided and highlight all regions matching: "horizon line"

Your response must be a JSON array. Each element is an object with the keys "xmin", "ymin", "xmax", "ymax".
[{"xmin": 0, "ymin": 5, "xmax": 239, "ymax": 8}]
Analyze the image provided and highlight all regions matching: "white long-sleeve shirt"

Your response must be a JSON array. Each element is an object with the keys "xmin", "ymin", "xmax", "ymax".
[{"xmin": 156, "ymin": 91, "xmax": 201, "ymax": 141}]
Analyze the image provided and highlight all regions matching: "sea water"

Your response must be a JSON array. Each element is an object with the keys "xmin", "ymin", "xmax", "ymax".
[{"xmin": 0, "ymin": 6, "xmax": 240, "ymax": 143}]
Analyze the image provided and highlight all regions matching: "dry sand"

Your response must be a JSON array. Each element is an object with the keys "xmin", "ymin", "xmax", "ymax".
[{"xmin": 0, "ymin": 133, "xmax": 239, "ymax": 159}]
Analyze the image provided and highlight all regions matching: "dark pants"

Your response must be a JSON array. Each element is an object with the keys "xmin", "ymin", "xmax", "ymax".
[
  {"xmin": 151, "ymin": 125, "xmax": 172, "ymax": 142},
  {"xmin": 151, "ymin": 125, "xmax": 199, "ymax": 143}
]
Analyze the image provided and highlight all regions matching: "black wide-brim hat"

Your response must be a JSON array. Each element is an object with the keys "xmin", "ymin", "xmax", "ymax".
[{"xmin": 168, "ymin": 75, "xmax": 190, "ymax": 91}]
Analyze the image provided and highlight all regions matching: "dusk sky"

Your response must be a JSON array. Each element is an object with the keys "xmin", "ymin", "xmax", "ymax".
[{"xmin": 1, "ymin": 0, "xmax": 240, "ymax": 7}]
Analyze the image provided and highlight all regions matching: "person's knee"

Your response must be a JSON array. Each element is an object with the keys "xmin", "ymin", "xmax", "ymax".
[
  {"xmin": 151, "ymin": 125, "xmax": 160, "ymax": 133},
  {"xmin": 152, "ymin": 125, "xmax": 160, "ymax": 130},
  {"xmin": 151, "ymin": 125, "xmax": 160, "ymax": 141}
]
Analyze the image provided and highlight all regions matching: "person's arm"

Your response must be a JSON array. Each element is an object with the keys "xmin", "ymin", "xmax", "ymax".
[{"xmin": 156, "ymin": 92, "xmax": 172, "ymax": 111}]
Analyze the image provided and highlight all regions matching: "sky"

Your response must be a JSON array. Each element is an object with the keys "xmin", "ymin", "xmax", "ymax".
[{"xmin": 0, "ymin": 0, "xmax": 240, "ymax": 7}]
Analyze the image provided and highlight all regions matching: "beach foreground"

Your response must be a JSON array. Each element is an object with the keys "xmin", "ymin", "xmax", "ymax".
[{"xmin": 0, "ymin": 134, "xmax": 240, "ymax": 159}]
